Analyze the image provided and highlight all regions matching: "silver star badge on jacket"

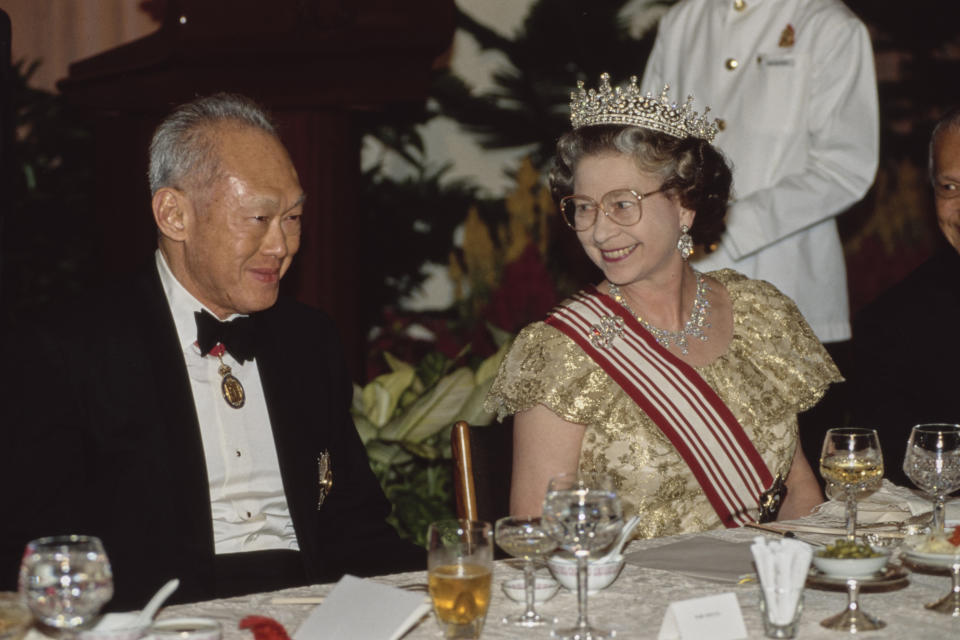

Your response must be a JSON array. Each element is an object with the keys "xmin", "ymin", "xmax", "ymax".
[{"xmin": 317, "ymin": 450, "xmax": 333, "ymax": 509}]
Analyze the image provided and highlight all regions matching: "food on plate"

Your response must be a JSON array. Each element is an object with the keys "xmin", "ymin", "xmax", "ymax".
[
  {"xmin": 815, "ymin": 539, "xmax": 882, "ymax": 559},
  {"xmin": 912, "ymin": 524, "xmax": 960, "ymax": 554}
]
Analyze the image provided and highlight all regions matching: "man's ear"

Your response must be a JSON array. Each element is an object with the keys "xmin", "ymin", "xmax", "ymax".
[{"xmin": 152, "ymin": 188, "xmax": 189, "ymax": 241}]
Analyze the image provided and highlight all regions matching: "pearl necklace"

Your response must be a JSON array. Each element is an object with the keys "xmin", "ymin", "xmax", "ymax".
[{"xmin": 608, "ymin": 271, "xmax": 711, "ymax": 355}]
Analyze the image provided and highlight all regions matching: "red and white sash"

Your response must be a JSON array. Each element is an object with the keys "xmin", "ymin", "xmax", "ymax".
[{"xmin": 546, "ymin": 286, "xmax": 775, "ymax": 528}]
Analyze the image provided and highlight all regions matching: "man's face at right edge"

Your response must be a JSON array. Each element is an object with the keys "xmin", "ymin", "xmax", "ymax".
[{"xmin": 933, "ymin": 126, "xmax": 960, "ymax": 253}]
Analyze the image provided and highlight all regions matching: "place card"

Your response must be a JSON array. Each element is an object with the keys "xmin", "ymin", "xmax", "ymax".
[
  {"xmin": 293, "ymin": 575, "xmax": 431, "ymax": 640},
  {"xmin": 657, "ymin": 592, "xmax": 746, "ymax": 640}
]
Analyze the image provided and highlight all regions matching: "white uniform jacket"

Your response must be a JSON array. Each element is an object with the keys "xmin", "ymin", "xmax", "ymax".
[{"xmin": 643, "ymin": 0, "xmax": 879, "ymax": 342}]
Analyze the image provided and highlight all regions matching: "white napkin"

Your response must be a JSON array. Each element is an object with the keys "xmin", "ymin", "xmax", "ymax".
[
  {"xmin": 293, "ymin": 575, "xmax": 430, "ymax": 640},
  {"xmin": 750, "ymin": 537, "xmax": 811, "ymax": 626},
  {"xmin": 625, "ymin": 536, "xmax": 754, "ymax": 583},
  {"xmin": 813, "ymin": 480, "xmax": 960, "ymax": 523}
]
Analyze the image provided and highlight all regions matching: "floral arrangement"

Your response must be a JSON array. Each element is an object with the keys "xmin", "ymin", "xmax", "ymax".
[{"xmin": 352, "ymin": 341, "xmax": 511, "ymax": 546}]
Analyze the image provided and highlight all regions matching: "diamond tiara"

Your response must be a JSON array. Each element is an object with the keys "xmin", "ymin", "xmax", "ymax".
[{"xmin": 570, "ymin": 73, "xmax": 719, "ymax": 143}]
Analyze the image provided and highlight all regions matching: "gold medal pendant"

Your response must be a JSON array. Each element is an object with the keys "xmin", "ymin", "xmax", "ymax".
[{"xmin": 218, "ymin": 361, "xmax": 246, "ymax": 408}]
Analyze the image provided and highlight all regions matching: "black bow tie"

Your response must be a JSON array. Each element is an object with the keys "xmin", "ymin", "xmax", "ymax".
[{"xmin": 194, "ymin": 310, "xmax": 257, "ymax": 363}]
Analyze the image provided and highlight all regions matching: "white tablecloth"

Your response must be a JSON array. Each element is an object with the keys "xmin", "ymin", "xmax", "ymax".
[{"xmin": 159, "ymin": 521, "xmax": 960, "ymax": 639}]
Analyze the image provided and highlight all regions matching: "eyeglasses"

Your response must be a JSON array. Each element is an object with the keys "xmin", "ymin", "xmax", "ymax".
[{"xmin": 559, "ymin": 188, "xmax": 664, "ymax": 231}]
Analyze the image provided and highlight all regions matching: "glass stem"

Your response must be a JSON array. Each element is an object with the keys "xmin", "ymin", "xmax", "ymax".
[
  {"xmin": 845, "ymin": 579, "xmax": 861, "ymax": 614},
  {"xmin": 933, "ymin": 495, "xmax": 947, "ymax": 534},
  {"xmin": 575, "ymin": 550, "xmax": 590, "ymax": 630},
  {"xmin": 523, "ymin": 559, "xmax": 537, "ymax": 618},
  {"xmin": 845, "ymin": 487, "xmax": 857, "ymax": 541}
]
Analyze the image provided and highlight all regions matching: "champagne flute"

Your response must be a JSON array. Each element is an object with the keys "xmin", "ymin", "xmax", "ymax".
[
  {"xmin": 903, "ymin": 423, "xmax": 960, "ymax": 534},
  {"xmin": 495, "ymin": 516, "xmax": 557, "ymax": 627},
  {"xmin": 19, "ymin": 535, "xmax": 114, "ymax": 635},
  {"xmin": 819, "ymin": 428, "xmax": 883, "ymax": 541},
  {"xmin": 427, "ymin": 520, "xmax": 493, "ymax": 640},
  {"xmin": 541, "ymin": 472, "xmax": 623, "ymax": 640}
]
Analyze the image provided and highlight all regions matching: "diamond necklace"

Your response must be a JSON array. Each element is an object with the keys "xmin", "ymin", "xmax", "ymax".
[{"xmin": 608, "ymin": 271, "xmax": 711, "ymax": 355}]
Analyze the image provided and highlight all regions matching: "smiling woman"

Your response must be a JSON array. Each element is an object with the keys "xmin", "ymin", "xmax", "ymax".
[{"xmin": 484, "ymin": 73, "xmax": 842, "ymax": 539}]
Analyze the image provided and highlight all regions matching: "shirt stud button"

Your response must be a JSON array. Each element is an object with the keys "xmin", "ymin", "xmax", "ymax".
[
  {"xmin": 717, "ymin": 119, "xmax": 727, "ymax": 131},
  {"xmin": 725, "ymin": 58, "xmax": 739, "ymax": 70},
  {"xmin": 733, "ymin": 0, "xmax": 746, "ymax": 11}
]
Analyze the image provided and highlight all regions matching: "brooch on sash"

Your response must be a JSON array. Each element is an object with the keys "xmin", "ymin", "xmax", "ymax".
[
  {"xmin": 758, "ymin": 473, "xmax": 787, "ymax": 523},
  {"xmin": 317, "ymin": 450, "xmax": 334, "ymax": 509},
  {"xmin": 589, "ymin": 316, "xmax": 625, "ymax": 349}
]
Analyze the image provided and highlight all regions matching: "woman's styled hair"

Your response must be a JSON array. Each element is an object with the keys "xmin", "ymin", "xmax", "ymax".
[
  {"xmin": 549, "ymin": 124, "xmax": 732, "ymax": 248},
  {"xmin": 148, "ymin": 92, "xmax": 277, "ymax": 195}
]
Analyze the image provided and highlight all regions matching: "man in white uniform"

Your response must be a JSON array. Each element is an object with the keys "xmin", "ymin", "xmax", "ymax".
[{"xmin": 642, "ymin": 0, "xmax": 879, "ymax": 343}]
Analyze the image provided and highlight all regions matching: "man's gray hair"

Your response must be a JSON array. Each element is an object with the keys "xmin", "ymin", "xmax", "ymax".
[
  {"xmin": 148, "ymin": 93, "xmax": 277, "ymax": 194},
  {"xmin": 929, "ymin": 106, "xmax": 960, "ymax": 183}
]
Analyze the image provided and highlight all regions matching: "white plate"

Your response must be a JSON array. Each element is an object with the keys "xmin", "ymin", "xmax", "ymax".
[{"xmin": 902, "ymin": 548, "xmax": 960, "ymax": 569}]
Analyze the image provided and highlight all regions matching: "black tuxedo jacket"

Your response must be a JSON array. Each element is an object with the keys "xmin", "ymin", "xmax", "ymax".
[
  {"xmin": 850, "ymin": 247, "xmax": 960, "ymax": 488},
  {"xmin": 0, "ymin": 264, "xmax": 421, "ymax": 609}
]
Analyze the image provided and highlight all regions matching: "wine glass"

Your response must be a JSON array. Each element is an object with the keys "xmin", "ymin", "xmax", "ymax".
[
  {"xmin": 541, "ymin": 472, "xmax": 623, "ymax": 640},
  {"xmin": 427, "ymin": 520, "xmax": 493, "ymax": 640},
  {"xmin": 494, "ymin": 516, "xmax": 557, "ymax": 627},
  {"xmin": 819, "ymin": 428, "xmax": 883, "ymax": 541},
  {"xmin": 903, "ymin": 423, "xmax": 960, "ymax": 534},
  {"xmin": 19, "ymin": 535, "xmax": 114, "ymax": 634}
]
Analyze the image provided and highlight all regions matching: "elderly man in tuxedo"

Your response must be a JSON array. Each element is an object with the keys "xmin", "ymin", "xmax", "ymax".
[
  {"xmin": 0, "ymin": 94, "xmax": 421, "ymax": 609},
  {"xmin": 851, "ymin": 106, "xmax": 960, "ymax": 486}
]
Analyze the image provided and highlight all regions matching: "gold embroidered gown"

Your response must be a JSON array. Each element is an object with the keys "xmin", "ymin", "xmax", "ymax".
[{"xmin": 484, "ymin": 270, "xmax": 841, "ymax": 538}]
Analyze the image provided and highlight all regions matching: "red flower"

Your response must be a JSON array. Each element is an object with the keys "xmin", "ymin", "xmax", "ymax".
[{"xmin": 484, "ymin": 242, "xmax": 557, "ymax": 333}]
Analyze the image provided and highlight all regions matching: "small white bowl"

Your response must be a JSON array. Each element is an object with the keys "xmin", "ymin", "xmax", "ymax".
[
  {"xmin": 78, "ymin": 613, "xmax": 147, "ymax": 640},
  {"xmin": 811, "ymin": 549, "xmax": 891, "ymax": 578},
  {"xmin": 547, "ymin": 554, "xmax": 625, "ymax": 593},
  {"xmin": 147, "ymin": 618, "xmax": 222, "ymax": 640},
  {"xmin": 501, "ymin": 577, "xmax": 560, "ymax": 603}
]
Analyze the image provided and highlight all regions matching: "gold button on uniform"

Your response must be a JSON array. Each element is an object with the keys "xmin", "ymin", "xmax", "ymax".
[
  {"xmin": 725, "ymin": 58, "xmax": 739, "ymax": 70},
  {"xmin": 717, "ymin": 119, "xmax": 727, "ymax": 131},
  {"xmin": 733, "ymin": 0, "xmax": 746, "ymax": 11}
]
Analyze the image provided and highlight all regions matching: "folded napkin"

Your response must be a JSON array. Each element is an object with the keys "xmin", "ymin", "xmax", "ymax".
[
  {"xmin": 750, "ymin": 537, "xmax": 811, "ymax": 626},
  {"xmin": 813, "ymin": 480, "xmax": 960, "ymax": 524},
  {"xmin": 293, "ymin": 575, "xmax": 430, "ymax": 640},
  {"xmin": 625, "ymin": 536, "xmax": 754, "ymax": 583}
]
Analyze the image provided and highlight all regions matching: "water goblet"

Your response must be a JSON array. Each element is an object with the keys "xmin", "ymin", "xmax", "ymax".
[
  {"xmin": 427, "ymin": 520, "xmax": 493, "ymax": 640},
  {"xmin": 541, "ymin": 471, "xmax": 623, "ymax": 640},
  {"xmin": 19, "ymin": 535, "xmax": 114, "ymax": 635},
  {"xmin": 819, "ymin": 428, "xmax": 883, "ymax": 541},
  {"xmin": 903, "ymin": 423, "xmax": 960, "ymax": 534},
  {"xmin": 494, "ymin": 516, "xmax": 557, "ymax": 627}
]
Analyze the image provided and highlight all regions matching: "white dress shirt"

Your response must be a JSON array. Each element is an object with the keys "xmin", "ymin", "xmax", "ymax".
[
  {"xmin": 643, "ymin": 0, "xmax": 879, "ymax": 342},
  {"xmin": 156, "ymin": 250, "xmax": 299, "ymax": 554}
]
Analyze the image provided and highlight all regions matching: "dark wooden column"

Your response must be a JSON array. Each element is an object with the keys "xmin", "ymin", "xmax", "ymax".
[{"xmin": 58, "ymin": 0, "xmax": 455, "ymax": 379}]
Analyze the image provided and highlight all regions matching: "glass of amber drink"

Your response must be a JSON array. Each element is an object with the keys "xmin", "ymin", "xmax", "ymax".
[{"xmin": 427, "ymin": 520, "xmax": 493, "ymax": 639}]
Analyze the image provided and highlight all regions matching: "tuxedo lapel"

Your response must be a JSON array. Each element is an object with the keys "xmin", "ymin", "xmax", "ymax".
[
  {"xmin": 128, "ymin": 268, "xmax": 218, "ymax": 586},
  {"xmin": 254, "ymin": 303, "xmax": 323, "ymax": 571}
]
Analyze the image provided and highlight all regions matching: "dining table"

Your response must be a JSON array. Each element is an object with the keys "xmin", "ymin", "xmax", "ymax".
[{"xmin": 157, "ymin": 496, "xmax": 960, "ymax": 639}]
